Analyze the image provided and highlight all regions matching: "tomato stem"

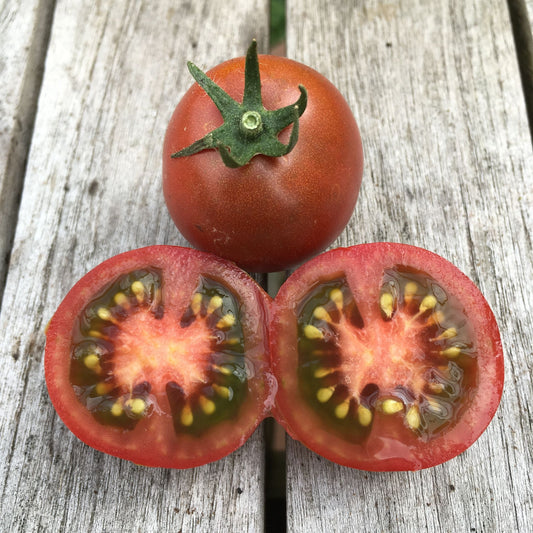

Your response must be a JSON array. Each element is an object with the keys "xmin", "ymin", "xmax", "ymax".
[
  {"xmin": 240, "ymin": 110, "xmax": 263, "ymax": 137},
  {"xmin": 170, "ymin": 40, "xmax": 308, "ymax": 168}
]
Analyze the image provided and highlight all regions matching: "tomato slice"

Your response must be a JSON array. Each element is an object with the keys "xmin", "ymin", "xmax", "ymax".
[
  {"xmin": 270, "ymin": 243, "xmax": 504, "ymax": 471},
  {"xmin": 45, "ymin": 246, "xmax": 273, "ymax": 468}
]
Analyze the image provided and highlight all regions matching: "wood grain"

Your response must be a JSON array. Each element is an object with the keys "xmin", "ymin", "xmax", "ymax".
[
  {"xmin": 286, "ymin": 0, "xmax": 533, "ymax": 531},
  {"xmin": 0, "ymin": 0, "xmax": 55, "ymax": 303},
  {"xmin": 0, "ymin": 1, "xmax": 269, "ymax": 531}
]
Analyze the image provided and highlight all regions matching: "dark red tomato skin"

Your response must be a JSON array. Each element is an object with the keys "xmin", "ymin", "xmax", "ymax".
[
  {"xmin": 45, "ymin": 245, "xmax": 273, "ymax": 469},
  {"xmin": 270, "ymin": 243, "xmax": 504, "ymax": 471},
  {"xmin": 163, "ymin": 53, "xmax": 363, "ymax": 273}
]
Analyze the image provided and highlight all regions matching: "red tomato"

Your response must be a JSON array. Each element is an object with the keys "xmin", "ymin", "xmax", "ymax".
[
  {"xmin": 45, "ymin": 246, "xmax": 273, "ymax": 468},
  {"xmin": 270, "ymin": 243, "xmax": 504, "ymax": 471},
  {"xmin": 163, "ymin": 48, "xmax": 363, "ymax": 272}
]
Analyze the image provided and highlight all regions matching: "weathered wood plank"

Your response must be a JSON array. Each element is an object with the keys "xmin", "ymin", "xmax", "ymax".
[
  {"xmin": 0, "ymin": 1, "xmax": 269, "ymax": 531},
  {"xmin": 286, "ymin": 1, "xmax": 533, "ymax": 531},
  {"xmin": 0, "ymin": 0, "xmax": 55, "ymax": 303}
]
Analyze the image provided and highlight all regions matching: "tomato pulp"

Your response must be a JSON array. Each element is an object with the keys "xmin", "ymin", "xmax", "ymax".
[
  {"xmin": 163, "ymin": 49, "xmax": 363, "ymax": 272},
  {"xmin": 270, "ymin": 243, "xmax": 504, "ymax": 471},
  {"xmin": 45, "ymin": 246, "xmax": 273, "ymax": 468}
]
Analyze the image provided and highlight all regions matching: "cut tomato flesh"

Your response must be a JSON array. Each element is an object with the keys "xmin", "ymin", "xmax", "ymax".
[
  {"xmin": 297, "ymin": 269, "xmax": 474, "ymax": 441},
  {"xmin": 70, "ymin": 270, "xmax": 249, "ymax": 433},
  {"xmin": 112, "ymin": 312, "xmax": 212, "ymax": 396},
  {"xmin": 271, "ymin": 244, "xmax": 503, "ymax": 471},
  {"xmin": 46, "ymin": 246, "xmax": 272, "ymax": 468}
]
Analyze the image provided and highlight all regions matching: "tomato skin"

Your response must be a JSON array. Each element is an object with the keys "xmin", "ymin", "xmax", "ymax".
[
  {"xmin": 45, "ymin": 246, "xmax": 273, "ymax": 468},
  {"xmin": 270, "ymin": 243, "xmax": 504, "ymax": 471},
  {"xmin": 163, "ymin": 54, "xmax": 363, "ymax": 272}
]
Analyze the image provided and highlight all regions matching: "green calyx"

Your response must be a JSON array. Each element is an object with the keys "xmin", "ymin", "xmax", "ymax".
[{"xmin": 171, "ymin": 40, "xmax": 308, "ymax": 168}]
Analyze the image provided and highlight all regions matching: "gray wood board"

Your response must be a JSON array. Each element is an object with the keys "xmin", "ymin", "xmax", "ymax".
[
  {"xmin": 0, "ymin": 0, "xmax": 55, "ymax": 301},
  {"xmin": 286, "ymin": 0, "xmax": 533, "ymax": 531},
  {"xmin": 0, "ymin": 1, "xmax": 269, "ymax": 531}
]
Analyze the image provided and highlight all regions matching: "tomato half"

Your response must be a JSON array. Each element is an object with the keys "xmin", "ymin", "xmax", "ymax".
[
  {"xmin": 163, "ymin": 46, "xmax": 363, "ymax": 272},
  {"xmin": 45, "ymin": 246, "xmax": 273, "ymax": 468},
  {"xmin": 270, "ymin": 243, "xmax": 504, "ymax": 471}
]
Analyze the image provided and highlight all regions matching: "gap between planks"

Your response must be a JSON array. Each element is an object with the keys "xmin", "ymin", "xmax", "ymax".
[{"xmin": 507, "ymin": 0, "xmax": 533, "ymax": 142}]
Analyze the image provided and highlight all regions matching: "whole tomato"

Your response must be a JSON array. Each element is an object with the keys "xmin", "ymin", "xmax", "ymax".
[{"xmin": 163, "ymin": 42, "xmax": 363, "ymax": 272}]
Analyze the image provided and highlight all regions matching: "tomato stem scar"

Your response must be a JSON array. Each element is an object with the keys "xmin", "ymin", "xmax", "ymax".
[{"xmin": 170, "ymin": 40, "xmax": 308, "ymax": 167}]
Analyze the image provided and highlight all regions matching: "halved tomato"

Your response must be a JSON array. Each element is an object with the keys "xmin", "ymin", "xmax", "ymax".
[
  {"xmin": 45, "ymin": 246, "xmax": 273, "ymax": 468},
  {"xmin": 270, "ymin": 243, "xmax": 504, "ymax": 471}
]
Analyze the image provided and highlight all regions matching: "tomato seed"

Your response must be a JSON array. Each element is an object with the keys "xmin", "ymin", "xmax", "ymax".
[
  {"xmin": 357, "ymin": 405, "xmax": 372, "ymax": 426},
  {"xmin": 406, "ymin": 405, "xmax": 421, "ymax": 429},
  {"xmin": 317, "ymin": 387, "xmax": 335, "ymax": 403},
  {"xmin": 334, "ymin": 400, "xmax": 350, "ymax": 419},
  {"xmin": 131, "ymin": 281, "xmax": 145, "ymax": 303},
  {"xmin": 199, "ymin": 395, "xmax": 216, "ymax": 415},
  {"xmin": 442, "ymin": 346, "xmax": 462, "ymax": 358},
  {"xmin": 379, "ymin": 292, "xmax": 395, "ymax": 319},
  {"xmin": 180, "ymin": 404, "xmax": 194, "ymax": 426},
  {"xmin": 304, "ymin": 324, "xmax": 323, "ymax": 340},
  {"xmin": 381, "ymin": 399, "xmax": 404, "ymax": 414}
]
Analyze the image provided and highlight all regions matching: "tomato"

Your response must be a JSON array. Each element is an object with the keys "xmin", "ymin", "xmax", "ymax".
[
  {"xmin": 270, "ymin": 243, "xmax": 504, "ymax": 471},
  {"xmin": 163, "ymin": 42, "xmax": 363, "ymax": 272},
  {"xmin": 45, "ymin": 246, "xmax": 273, "ymax": 468}
]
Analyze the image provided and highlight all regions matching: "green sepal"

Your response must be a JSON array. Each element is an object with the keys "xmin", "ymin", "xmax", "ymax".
[{"xmin": 171, "ymin": 40, "xmax": 308, "ymax": 168}]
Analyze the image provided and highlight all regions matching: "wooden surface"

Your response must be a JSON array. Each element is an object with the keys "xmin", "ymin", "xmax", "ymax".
[
  {"xmin": 286, "ymin": 0, "xmax": 533, "ymax": 532},
  {"xmin": 1, "ymin": 0, "xmax": 532, "ymax": 532},
  {"xmin": 0, "ymin": 0, "xmax": 55, "ymax": 301},
  {"xmin": 0, "ymin": 1, "xmax": 270, "ymax": 531}
]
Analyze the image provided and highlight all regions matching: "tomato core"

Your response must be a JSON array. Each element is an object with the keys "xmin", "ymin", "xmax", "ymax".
[
  {"xmin": 335, "ymin": 311, "xmax": 430, "ymax": 396},
  {"xmin": 112, "ymin": 312, "xmax": 212, "ymax": 397}
]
